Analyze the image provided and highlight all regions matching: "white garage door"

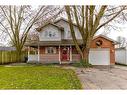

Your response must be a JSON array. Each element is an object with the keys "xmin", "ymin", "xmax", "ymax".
[{"xmin": 89, "ymin": 48, "xmax": 110, "ymax": 65}]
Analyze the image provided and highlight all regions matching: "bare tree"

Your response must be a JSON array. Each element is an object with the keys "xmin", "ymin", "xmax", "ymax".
[
  {"xmin": 65, "ymin": 5, "xmax": 127, "ymax": 67},
  {"xmin": 27, "ymin": 30, "xmax": 39, "ymax": 42},
  {"xmin": 0, "ymin": 5, "xmax": 62, "ymax": 61},
  {"xmin": 117, "ymin": 36, "xmax": 127, "ymax": 48}
]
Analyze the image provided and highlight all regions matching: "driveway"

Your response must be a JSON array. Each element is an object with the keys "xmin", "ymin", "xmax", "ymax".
[{"xmin": 75, "ymin": 65, "xmax": 127, "ymax": 89}]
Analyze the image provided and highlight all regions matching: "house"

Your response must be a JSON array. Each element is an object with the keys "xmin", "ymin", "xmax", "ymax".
[
  {"xmin": 26, "ymin": 18, "xmax": 118, "ymax": 65},
  {"xmin": 115, "ymin": 47, "xmax": 127, "ymax": 65}
]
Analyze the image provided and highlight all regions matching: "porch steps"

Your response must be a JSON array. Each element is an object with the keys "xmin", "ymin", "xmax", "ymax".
[{"xmin": 61, "ymin": 61, "xmax": 71, "ymax": 64}]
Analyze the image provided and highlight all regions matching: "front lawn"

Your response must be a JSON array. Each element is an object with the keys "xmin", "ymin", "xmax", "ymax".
[{"xmin": 0, "ymin": 65, "xmax": 82, "ymax": 89}]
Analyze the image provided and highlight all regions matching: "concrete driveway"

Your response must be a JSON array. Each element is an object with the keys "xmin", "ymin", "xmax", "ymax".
[{"xmin": 75, "ymin": 65, "xmax": 127, "ymax": 89}]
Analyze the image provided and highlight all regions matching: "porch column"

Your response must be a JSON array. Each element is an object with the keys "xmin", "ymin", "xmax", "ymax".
[
  {"xmin": 28, "ymin": 46, "xmax": 30, "ymax": 61},
  {"xmin": 70, "ymin": 45, "xmax": 72, "ymax": 62},
  {"xmin": 38, "ymin": 45, "xmax": 40, "ymax": 62},
  {"xmin": 59, "ymin": 45, "xmax": 61, "ymax": 64}
]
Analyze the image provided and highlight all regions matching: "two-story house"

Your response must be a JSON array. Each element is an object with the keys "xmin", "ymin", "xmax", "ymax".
[{"xmin": 26, "ymin": 18, "xmax": 118, "ymax": 65}]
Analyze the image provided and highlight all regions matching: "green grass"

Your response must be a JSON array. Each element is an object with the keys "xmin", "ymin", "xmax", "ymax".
[{"xmin": 0, "ymin": 65, "xmax": 82, "ymax": 89}]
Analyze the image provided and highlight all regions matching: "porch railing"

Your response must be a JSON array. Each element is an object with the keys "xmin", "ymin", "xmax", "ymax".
[{"xmin": 28, "ymin": 55, "xmax": 38, "ymax": 62}]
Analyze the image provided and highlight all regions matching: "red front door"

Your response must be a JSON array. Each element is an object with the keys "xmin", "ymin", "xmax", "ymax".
[{"xmin": 61, "ymin": 47, "xmax": 70, "ymax": 61}]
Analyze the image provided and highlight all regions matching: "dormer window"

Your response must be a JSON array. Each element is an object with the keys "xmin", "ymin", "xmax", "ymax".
[
  {"xmin": 49, "ymin": 32, "xmax": 52, "ymax": 37},
  {"xmin": 45, "ymin": 31, "xmax": 56, "ymax": 38}
]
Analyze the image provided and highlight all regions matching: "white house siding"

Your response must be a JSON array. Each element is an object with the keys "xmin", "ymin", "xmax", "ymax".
[
  {"xmin": 55, "ymin": 20, "xmax": 82, "ymax": 39},
  {"xmin": 39, "ymin": 25, "xmax": 61, "ymax": 41},
  {"xmin": 115, "ymin": 49, "xmax": 127, "ymax": 64}
]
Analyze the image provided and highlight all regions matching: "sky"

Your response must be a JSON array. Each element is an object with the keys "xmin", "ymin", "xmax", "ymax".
[
  {"xmin": 105, "ymin": 23, "xmax": 127, "ymax": 40},
  {"xmin": 96, "ymin": 22, "xmax": 127, "ymax": 40}
]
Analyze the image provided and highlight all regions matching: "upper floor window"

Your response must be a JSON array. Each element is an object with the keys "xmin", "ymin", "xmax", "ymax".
[{"xmin": 45, "ymin": 31, "xmax": 56, "ymax": 38}]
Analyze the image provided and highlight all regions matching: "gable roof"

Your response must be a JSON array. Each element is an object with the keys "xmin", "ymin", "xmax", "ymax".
[
  {"xmin": 36, "ymin": 22, "xmax": 64, "ymax": 32},
  {"xmin": 93, "ymin": 34, "xmax": 119, "ymax": 44},
  {"xmin": 36, "ymin": 17, "xmax": 78, "ymax": 32},
  {"xmin": 54, "ymin": 17, "xmax": 78, "ymax": 27}
]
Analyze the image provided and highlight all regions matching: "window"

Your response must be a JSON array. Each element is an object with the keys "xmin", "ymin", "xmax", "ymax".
[
  {"xmin": 45, "ymin": 47, "xmax": 56, "ymax": 54},
  {"xmin": 45, "ymin": 31, "xmax": 56, "ymax": 38}
]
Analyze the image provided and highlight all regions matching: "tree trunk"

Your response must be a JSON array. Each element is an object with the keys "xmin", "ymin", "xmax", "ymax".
[
  {"xmin": 16, "ymin": 49, "xmax": 22, "ymax": 62},
  {"xmin": 83, "ymin": 48, "xmax": 90, "ymax": 64},
  {"xmin": 80, "ymin": 48, "xmax": 91, "ymax": 68}
]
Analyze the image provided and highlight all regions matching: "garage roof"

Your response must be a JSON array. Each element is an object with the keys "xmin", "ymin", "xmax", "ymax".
[{"xmin": 93, "ymin": 34, "xmax": 119, "ymax": 44}]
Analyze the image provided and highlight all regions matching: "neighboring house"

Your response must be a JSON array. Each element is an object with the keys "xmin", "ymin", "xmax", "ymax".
[
  {"xmin": 0, "ymin": 46, "xmax": 16, "ymax": 51},
  {"xmin": 26, "ymin": 18, "xmax": 118, "ymax": 65},
  {"xmin": 115, "ymin": 47, "xmax": 127, "ymax": 65}
]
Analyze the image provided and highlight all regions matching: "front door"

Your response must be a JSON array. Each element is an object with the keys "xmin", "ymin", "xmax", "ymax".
[{"xmin": 61, "ymin": 47, "xmax": 70, "ymax": 61}]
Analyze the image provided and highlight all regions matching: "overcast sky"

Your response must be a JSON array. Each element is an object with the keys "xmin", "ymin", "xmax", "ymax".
[{"xmin": 103, "ymin": 23, "xmax": 127, "ymax": 40}]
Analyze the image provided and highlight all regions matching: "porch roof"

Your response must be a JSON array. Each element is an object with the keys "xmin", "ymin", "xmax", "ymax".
[{"xmin": 25, "ymin": 40, "xmax": 83, "ymax": 47}]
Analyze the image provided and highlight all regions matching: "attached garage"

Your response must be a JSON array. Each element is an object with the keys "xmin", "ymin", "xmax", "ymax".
[
  {"xmin": 89, "ymin": 35, "xmax": 118, "ymax": 65},
  {"xmin": 89, "ymin": 48, "xmax": 110, "ymax": 65}
]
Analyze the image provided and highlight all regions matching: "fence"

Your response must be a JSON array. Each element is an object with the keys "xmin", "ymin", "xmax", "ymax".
[{"xmin": 0, "ymin": 51, "xmax": 27, "ymax": 64}]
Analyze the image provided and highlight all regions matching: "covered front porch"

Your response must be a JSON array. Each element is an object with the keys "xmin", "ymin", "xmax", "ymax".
[{"xmin": 27, "ymin": 45, "xmax": 81, "ymax": 64}]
